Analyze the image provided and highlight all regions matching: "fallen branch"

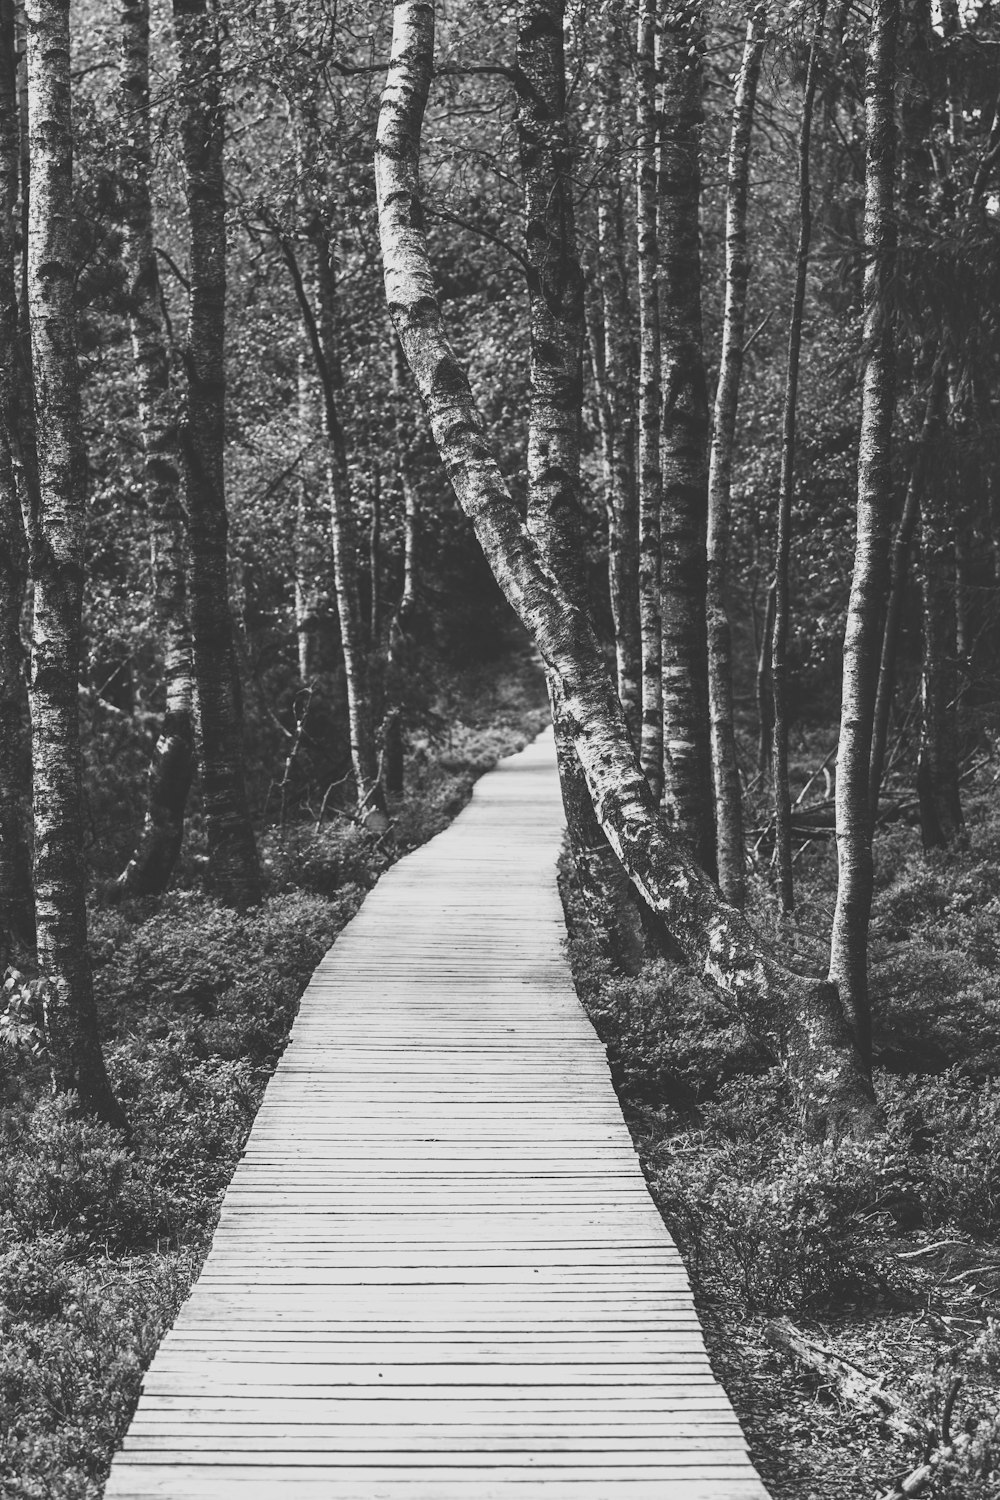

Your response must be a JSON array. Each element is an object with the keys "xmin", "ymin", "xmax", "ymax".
[{"xmin": 765, "ymin": 1318, "xmax": 928, "ymax": 1444}]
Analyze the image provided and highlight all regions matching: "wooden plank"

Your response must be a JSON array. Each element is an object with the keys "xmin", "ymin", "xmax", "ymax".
[{"xmin": 104, "ymin": 732, "xmax": 769, "ymax": 1500}]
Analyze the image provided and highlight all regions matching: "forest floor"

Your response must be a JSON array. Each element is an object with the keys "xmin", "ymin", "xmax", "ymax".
[
  {"xmin": 568, "ymin": 735, "xmax": 1000, "ymax": 1500},
  {"xmin": 0, "ymin": 646, "xmax": 549, "ymax": 1500}
]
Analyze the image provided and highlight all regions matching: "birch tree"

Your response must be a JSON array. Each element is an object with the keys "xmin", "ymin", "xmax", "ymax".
[
  {"xmin": 829, "ymin": 0, "xmax": 899, "ymax": 1065},
  {"xmin": 174, "ymin": 0, "xmax": 261, "ymax": 906},
  {"xmin": 771, "ymin": 0, "xmax": 827, "ymax": 914},
  {"xmin": 114, "ymin": 0, "xmax": 195, "ymax": 898},
  {"xmin": 706, "ymin": 2, "xmax": 767, "ymax": 909},
  {"xmin": 24, "ymin": 0, "xmax": 123, "ymax": 1123},
  {"xmin": 376, "ymin": 0, "xmax": 877, "ymax": 1136},
  {"xmin": 593, "ymin": 4, "xmax": 640, "ymax": 745},
  {"xmin": 516, "ymin": 0, "xmax": 643, "ymax": 972},
  {"xmin": 0, "ymin": 0, "xmax": 32, "ymax": 966},
  {"xmin": 636, "ymin": 0, "xmax": 663, "ymax": 800},
  {"xmin": 657, "ymin": 0, "xmax": 715, "ymax": 878}
]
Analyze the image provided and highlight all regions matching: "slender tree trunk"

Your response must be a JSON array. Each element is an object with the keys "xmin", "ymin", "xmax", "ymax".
[
  {"xmin": 772, "ymin": 0, "xmax": 828, "ymax": 914},
  {"xmin": 173, "ymin": 0, "xmax": 260, "ymax": 907},
  {"xmin": 294, "ymin": 350, "xmax": 319, "ymax": 683},
  {"xmin": 706, "ymin": 2, "xmax": 766, "ymax": 908},
  {"xmin": 829, "ymin": 0, "xmax": 899, "ymax": 1065},
  {"xmin": 0, "ymin": 0, "xmax": 32, "ymax": 965},
  {"xmin": 636, "ymin": 0, "xmax": 662, "ymax": 801},
  {"xmin": 657, "ymin": 2, "xmax": 715, "ymax": 878},
  {"xmin": 869, "ymin": 353, "xmax": 947, "ymax": 811},
  {"xmin": 24, "ymin": 0, "xmax": 123, "ymax": 1123},
  {"xmin": 382, "ymin": 334, "xmax": 418, "ymax": 796},
  {"xmin": 114, "ymin": 0, "xmax": 195, "ymax": 899},
  {"xmin": 756, "ymin": 578, "xmax": 775, "ymax": 776},
  {"xmin": 377, "ymin": 0, "xmax": 878, "ymax": 1136},
  {"xmin": 310, "ymin": 226, "xmax": 385, "ymax": 823},
  {"xmin": 516, "ymin": 0, "xmax": 644, "ymax": 973},
  {"xmin": 595, "ymin": 8, "xmax": 640, "ymax": 744}
]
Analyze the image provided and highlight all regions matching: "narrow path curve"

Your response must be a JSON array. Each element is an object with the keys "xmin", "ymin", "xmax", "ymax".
[{"xmin": 106, "ymin": 729, "xmax": 771, "ymax": 1499}]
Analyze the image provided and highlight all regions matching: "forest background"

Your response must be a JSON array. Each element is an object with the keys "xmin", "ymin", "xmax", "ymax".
[{"xmin": 1, "ymin": 0, "xmax": 1000, "ymax": 1496}]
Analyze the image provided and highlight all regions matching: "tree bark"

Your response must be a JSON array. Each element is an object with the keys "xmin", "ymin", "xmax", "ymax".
[
  {"xmin": 869, "ymin": 353, "xmax": 947, "ymax": 813},
  {"xmin": 114, "ymin": 0, "xmax": 195, "ymax": 899},
  {"xmin": 376, "ymin": 0, "xmax": 878, "ymax": 1137},
  {"xmin": 515, "ymin": 0, "xmax": 644, "ymax": 974},
  {"xmin": 772, "ymin": 0, "xmax": 827, "ymax": 915},
  {"xmin": 173, "ymin": 0, "xmax": 261, "ymax": 907},
  {"xmin": 382, "ymin": 336, "xmax": 418, "ymax": 797},
  {"xmin": 706, "ymin": 2, "xmax": 766, "ymax": 908},
  {"xmin": 24, "ymin": 0, "xmax": 123, "ymax": 1123},
  {"xmin": 829, "ymin": 0, "xmax": 899, "ymax": 1065},
  {"xmin": 657, "ymin": 1, "xmax": 715, "ymax": 878},
  {"xmin": 0, "ymin": 0, "xmax": 33, "ymax": 966},
  {"xmin": 635, "ymin": 0, "xmax": 663, "ymax": 801},
  {"xmin": 594, "ymin": 5, "xmax": 640, "ymax": 745}
]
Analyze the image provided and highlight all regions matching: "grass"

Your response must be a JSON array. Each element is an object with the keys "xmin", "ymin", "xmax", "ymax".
[{"xmin": 0, "ymin": 647, "xmax": 549, "ymax": 1500}]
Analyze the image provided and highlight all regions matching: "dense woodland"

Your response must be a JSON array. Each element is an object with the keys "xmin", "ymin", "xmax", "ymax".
[{"xmin": 1, "ymin": 0, "xmax": 1000, "ymax": 1495}]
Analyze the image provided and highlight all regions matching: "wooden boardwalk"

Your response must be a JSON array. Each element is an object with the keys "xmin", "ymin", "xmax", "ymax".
[{"xmin": 105, "ymin": 730, "xmax": 770, "ymax": 1500}]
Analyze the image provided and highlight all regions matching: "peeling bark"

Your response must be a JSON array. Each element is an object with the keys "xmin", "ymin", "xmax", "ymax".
[
  {"xmin": 114, "ymin": 0, "xmax": 195, "ymax": 899},
  {"xmin": 707, "ymin": 7, "xmax": 765, "ymax": 908},
  {"xmin": 0, "ymin": 0, "xmax": 33, "ymax": 965},
  {"xmin": 515, "ymin": 0, "xmax": 644, "ymax": 973},
  {"xmin": 24, "ymin": 0, "xmax": 123, "ymax": 1124},
  {"xmin": 829, "ymin": 0, "xmax": 899, "ymax": 1064},
  {"xmin": 594, "ymin": 6, "xmax": 640, "ymax": 743},
  {"xmin": 635, "ymin": 0, "xmax": 662, "ymax": 800},
  {"xmin": 376, "ymin": 0, "xmax": 878, "ymax": 1136},
  {"xmin": 174, "ymin": 0, "xmax": 261, "ymax": 907},
  {"xmin": 657, "ymin": 1, "xmax": 715, "ymax": 878}
]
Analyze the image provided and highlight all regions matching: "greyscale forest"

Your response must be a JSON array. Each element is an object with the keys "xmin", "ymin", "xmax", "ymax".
[{"xmin": 0, "ymin": 0, "xmax": 999, "ymax": 1495}]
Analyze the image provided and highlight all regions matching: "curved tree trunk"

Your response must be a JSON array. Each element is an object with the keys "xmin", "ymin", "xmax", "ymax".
[
  {"xmin": 829, "ymin": 0, "xmax": 899, "ymax": 1065},
  {"xmin": 0, "ymin": 0, "xmax": 32, "ymax": 966},
  {"xmin": 114, "ymin": 0, "xmax": 195, "ymax": 899},
  {"xmin": 376, "ymin": 0, "xmax": 878, "ymax": 1137},
  {"xmin": 706, "ymin": 3, "xmax": 767, "ymax": 908},
  {"xmin": 174, "ymin": 0, "xmax": 261, "ymax": 907},
  {"xmin": 594, "ymin": 5, "xmax": 640, "ymax": 745},
  {"xmin": 772, "ymin": 0, "xmax": 828, "ymax": 915},
  {"xmin": 657, "ymin": 2, "xmax": 715, "ymax": 879},
  {"xmin": 24, "ymin": 0, "xmax": 123, "ymax": 1124},
  {"xmin": 515, "ymin": 0, "xmax": 644, "ymax": 974},
  {"xmin": 635, "ymin": 0, "xmax": 662, "ymax": 801}
]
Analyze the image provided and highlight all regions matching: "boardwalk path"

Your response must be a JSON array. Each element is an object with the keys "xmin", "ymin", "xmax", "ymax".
[{"xmin": 106, "ymin": 730, "xmax": 770, "ymax": 1500}]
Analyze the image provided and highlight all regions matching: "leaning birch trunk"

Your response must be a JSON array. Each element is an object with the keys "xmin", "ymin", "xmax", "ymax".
[
  {"xmin": 24, "ymin": 0, "xmax": 123, "ymax": 1123},
  {"xmin": 174, "ymin": 0, "xmax": 261, "ymax": 907},
  {"xmin": 0, "ymin": 0, "xmax": 33, "ymax": 965},
  {"xmin": 829, "ymin": 0, "xmax": 899, "ymax": 1066},
  {"xmin": 657, "ymin": 2, "xmax": 715, "ymax": 878},
  {"xmin": 114, "ymin": 0, "xmax": 195, "ymax": 898},
  {"xmin": 771, "ymin": 0, "xmax": 827, "ymax": 914},
  {"xmin": 595, "ymin": 4, "xmax": 640, "ymax": 744},
  {"xmin": 706, "ymin": 3, "xmax": 766, "ymax": 909},
  {"xmin": 516, "ymin": 0, "xmax": 644, "ymax": 974},
  {"xmin": 376, "ymin": 0, "xmax": 878, "ymax": 1136},
  {"xmin": 635, "ymin": 0, "xmax": 663, "ymax": 801}
]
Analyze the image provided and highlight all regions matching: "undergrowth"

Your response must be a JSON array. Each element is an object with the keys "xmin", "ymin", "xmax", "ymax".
[
  {"xmin": 0, "ymin": 651, "xmax": 549, "ymax": 1500},
  {"xmin": 565, "ymin": 763, "xmax": 1000, "ymax": 1500}
]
